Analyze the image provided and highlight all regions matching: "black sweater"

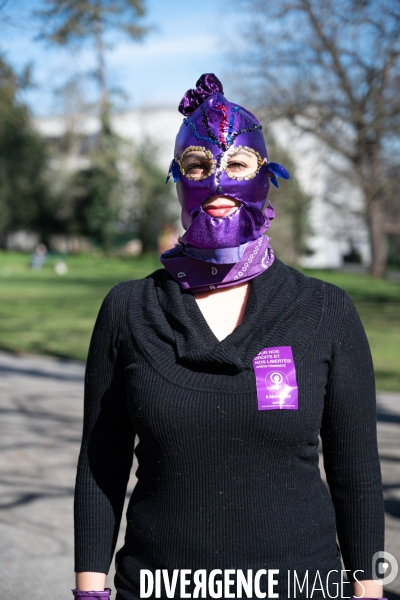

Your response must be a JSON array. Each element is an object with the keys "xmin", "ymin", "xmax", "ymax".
[{"xmin": 74, "ymin": 258, "xmax": 384, "ymax": 599}]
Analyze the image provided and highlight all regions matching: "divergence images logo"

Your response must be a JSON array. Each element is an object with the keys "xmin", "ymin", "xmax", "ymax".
[{"xmin": 372, "ymin": 551, "xmax": 398, "ymax": 586}]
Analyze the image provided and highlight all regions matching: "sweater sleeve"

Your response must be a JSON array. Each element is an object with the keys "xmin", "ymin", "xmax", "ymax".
[
  {"xmin": 74, "ymin": 283, "xmax": 135, "ymax": 573},
  {"xmin": 320, "ymin": 291, "xmax": 384, "ymax": 581}
]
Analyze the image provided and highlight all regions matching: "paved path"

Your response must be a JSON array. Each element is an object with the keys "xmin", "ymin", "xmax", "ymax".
[{"xmin": 0, "ymin": 351, "xmax": 399, "ymax": 599}]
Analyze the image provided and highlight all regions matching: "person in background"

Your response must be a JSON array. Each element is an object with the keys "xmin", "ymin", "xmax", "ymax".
[{"xmin": 30, "ymin": 242, "xmax": 47, "ymax": 270}]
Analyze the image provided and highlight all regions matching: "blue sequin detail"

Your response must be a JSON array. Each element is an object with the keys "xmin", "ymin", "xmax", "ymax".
[
  {"xmin": 183, "ymin": 118, "xmax": 218, "ymax": 145},
  {"xmin": 226, "ymin": 106, "xmax": 240, "ymax": 146},
  {"xmin": 182, "ymin": 106, "xmax": 262, "ymax": 149}
]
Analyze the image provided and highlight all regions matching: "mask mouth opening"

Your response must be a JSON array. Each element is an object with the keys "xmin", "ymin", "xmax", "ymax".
[{"xmin": 202, "ymin": 196, "xmax": 242, "ymax": 218}]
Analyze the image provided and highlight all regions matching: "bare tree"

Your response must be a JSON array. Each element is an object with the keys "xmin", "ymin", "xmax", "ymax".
[
  {"xmin": 237, "ymin": 0, "xmax": 400, "ymax": 276},
  {"xmin": 36, "ymin": 0, "xmax": 148, "ymax": 130},
  {"xmin": 34, "ymin": 1, "xmax": 149, "ymax": 251}
]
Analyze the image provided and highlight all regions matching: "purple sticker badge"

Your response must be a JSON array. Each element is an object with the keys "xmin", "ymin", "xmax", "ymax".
[{"xmin": 252, "ymin": 346, "xmax": 298, "ymax": 410}]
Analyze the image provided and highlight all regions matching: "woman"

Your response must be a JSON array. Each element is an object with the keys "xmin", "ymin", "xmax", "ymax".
[{"xmin": 73, "ymin": 74, "xmax": 385, "ymax": 600}]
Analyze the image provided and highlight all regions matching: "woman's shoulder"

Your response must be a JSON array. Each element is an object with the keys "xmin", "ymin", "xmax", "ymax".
[
  {"xmin": 273, "ymin": 258, "xmax": 350, "ymax": 301},
  {"xmin": 104, "ymin": 268, "xmax": 168, "ymax": 294},
  {"xmin": 101, "ymin": 268, "xmax": 172, "ymax": 315},
  {"xmin": 273, "ymin": 258, "xmax": 357, "ymax": 329}
]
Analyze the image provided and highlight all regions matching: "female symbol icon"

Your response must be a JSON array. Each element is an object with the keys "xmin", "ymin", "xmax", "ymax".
[{"xmin": 266, "ymin": 371, "xmax": 287, "ymax": 391}]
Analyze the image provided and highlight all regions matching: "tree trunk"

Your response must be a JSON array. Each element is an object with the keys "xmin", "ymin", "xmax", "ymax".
[
  {"xmin": 94, "ymin": 18, "xmax": 110, "ymax": 133},
  {"xmin": 0, "ymin": 228, "xmax": 11, "ymax": 250},
  {"xmin": 368, "ymin": 198, "xmax": 387, "ymax": 277}
]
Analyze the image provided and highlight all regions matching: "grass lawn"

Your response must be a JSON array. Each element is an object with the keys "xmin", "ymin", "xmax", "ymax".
[
  {"xmin": 0, "ymin": 251, "xmax": 160, "ymax": 362},
  {"xmin": 1, "ymin": 251, "xmax": 399, "ymax": 391}
]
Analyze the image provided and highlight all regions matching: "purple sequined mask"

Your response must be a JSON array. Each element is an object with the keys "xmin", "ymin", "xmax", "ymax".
[{"xmin": 166, "ymin": 73, "xmax": 289, "ymax": 252}]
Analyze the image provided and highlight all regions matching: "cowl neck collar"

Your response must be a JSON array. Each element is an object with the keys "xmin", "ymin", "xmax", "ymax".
[
  {"xmin": 154, "ymin": 258, "xmax": 284, "ymax": 371},
  {"xmin": 128, "ymin": 258, "xmax": 325, "ymax": 377}
]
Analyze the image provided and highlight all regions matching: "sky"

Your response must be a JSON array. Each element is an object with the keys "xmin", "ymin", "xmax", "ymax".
[{"xmin": 1, "ymin": 0, "xmax": 244, "ymax": 116}]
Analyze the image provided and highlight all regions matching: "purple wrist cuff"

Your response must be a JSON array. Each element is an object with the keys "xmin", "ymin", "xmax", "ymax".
[{"xmin": 71, "ymin": 589, "xmax": 111, "ymax": 599}]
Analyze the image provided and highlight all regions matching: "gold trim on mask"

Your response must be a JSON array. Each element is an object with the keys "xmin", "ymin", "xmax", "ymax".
[
  {"xmin": 177, "ymin": 146, "xmax": 216, "ymax": 181},
  {"xmin": 222, "ymin": 145, "xmax": 266, "ymax": 181}
]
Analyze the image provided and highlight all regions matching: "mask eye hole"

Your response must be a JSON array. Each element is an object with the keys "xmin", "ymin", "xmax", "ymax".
[
  {"xmin": 222, "ymin": 146, "xmax": 266, "ymax": 181},
  {"xmin": 178, "ymin": 146, "xmax": 216, "ymax": 181}
]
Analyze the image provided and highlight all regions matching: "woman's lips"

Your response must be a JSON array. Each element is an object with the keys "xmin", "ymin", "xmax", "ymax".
[
  {"xmin": 203, "ymin": 199, "xmax": 240, "ymax": 218},
  {"xmin": 204, "ymin": 205, "xmax": 237, "ymax": 217}
]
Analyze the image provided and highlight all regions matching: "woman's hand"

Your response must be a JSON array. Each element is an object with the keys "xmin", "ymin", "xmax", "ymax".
[
  {"xmin": 75, "ymin": 572, "xmax": 107, "ymax": 591},
  {"xmin": 351, "ymin": 578, "xmax": 383, "ymax": 598}
]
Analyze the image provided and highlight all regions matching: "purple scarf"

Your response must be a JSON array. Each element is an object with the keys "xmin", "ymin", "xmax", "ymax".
[{"xmin": 160, "ymin": 236, "xmax": 274, "ymax": 293}]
